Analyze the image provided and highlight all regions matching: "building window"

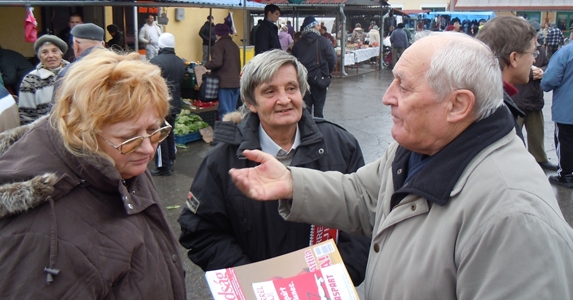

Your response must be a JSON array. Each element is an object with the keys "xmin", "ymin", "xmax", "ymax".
[
  {"xmin": 556, "ymin": 12, "xmax": 573, "ymax": 31},
  {"xmin": 516, "ymin": 11, "xmax": 541, "ymax": 24},
  {"xmin": 421, "ymin": 7, "xmax": 446, "ymax": 12}
]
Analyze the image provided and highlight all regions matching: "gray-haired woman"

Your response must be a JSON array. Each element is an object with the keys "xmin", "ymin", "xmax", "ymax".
[{"xmin": 18, "ymin": 34, "xmax": 69, "ymax": 125}]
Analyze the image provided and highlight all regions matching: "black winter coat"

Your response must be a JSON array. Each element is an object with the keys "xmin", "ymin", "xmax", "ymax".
[
  {"xmin": 512, "ymin": 45, "xmax": 549, "ymax": 111},
  {"xmin": 150, "ymin": 48, "xmax": 186, "ymax": 115},
  {"xmin": 292, "ymin": 32, "xmax": 337, "ymax": 83},
  {"xmin": 199, "ymin": 21, "xmax": 216, "ymax": 46},
  {"xmin": 254, "ymin": 19, "xmax": 281, "ymax": 55},
  {"xmin": 178, "ymin": 110, "xmax": 371, "ymax": 286}
]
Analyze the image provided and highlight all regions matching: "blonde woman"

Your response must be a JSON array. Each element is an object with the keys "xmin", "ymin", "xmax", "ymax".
[{"xmin": 0, "ymin": 49, "xmax": 186, "ymax": 299}]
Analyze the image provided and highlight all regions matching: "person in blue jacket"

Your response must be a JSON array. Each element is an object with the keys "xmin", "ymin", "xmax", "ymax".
[{"xmin": 541, "ymin": 42, "xmax": 573, "ymax": 188}]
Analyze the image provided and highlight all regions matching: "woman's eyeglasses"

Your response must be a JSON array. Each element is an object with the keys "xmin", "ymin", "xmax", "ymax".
[{"xmin": 102, "ymin": 121, "xmax": 172, "ymax": 155}]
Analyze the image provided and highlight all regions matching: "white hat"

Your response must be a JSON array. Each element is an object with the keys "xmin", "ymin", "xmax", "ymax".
[{"xmin": 158, "ymin": 33, "xmax": 175, "ymax": 49}]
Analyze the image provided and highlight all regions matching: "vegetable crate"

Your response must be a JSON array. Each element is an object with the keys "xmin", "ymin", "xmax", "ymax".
[
  {"xmin": 175, "ymin": 132, "xmax": 202, "ymax": 144},
  {"xmin": 197, "ymin": 110, "xmax": 218, "ymax": 128}
]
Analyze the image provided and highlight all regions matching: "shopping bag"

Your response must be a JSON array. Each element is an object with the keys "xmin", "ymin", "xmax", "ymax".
[{"xmin": 198, "ymin": 73, "xmax": 219, "ymax": 102}]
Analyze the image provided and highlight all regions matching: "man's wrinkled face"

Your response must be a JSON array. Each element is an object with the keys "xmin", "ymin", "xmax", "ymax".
[{"xmin": 382, "ymin": 38, "xmax": 452, "ymax": 155}]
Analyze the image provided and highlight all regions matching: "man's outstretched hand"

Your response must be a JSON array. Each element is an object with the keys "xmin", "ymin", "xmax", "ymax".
[{"xmin": 229, "ymin": 150, "xmax": 293, "ymax": 201}]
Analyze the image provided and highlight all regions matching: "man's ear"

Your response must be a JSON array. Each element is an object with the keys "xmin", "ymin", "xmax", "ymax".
[
  {"xmin": 447, "ymin": 89, "xmax": 475, "ymax": 123},
  {"xmin": 247, "ymin": 102, "xmax": 257, "ymax": 114},
  {"xmin": 508, "ymin": 51, "xmax": 519, "ymax": 68}
]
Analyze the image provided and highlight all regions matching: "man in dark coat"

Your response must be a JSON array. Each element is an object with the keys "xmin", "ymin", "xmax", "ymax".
[
  {"xmin": 178, "ymin": 50, "xmax": 370, "ymax": 286},
  {"xmin": 106, "ymin": 24, "xmax": 124, "ymax": 51},
  {"xmin": 250, "ymin": 19, "xmax": 262, "ymax": 46},
  {"xmin": 199, "ymin": 15, "xmax": 216, "ymax": 65},
  {"xmin": 254, "ymin": 4, "xmax": 281, "ymax": 55},
  {"xmin": 512, "ymin": 21, "xmax": 557, "ymax": 171},
  {"xmin": 58, "ymin": 13, "xmax": 83, "ymax": 62},
  {"xmin": 292, "ymin": 16, "xmax": 336, "ymax": 118},
  {"xmin": 150, "ymin": 33, "xmax": 185, "ymax": 176}
]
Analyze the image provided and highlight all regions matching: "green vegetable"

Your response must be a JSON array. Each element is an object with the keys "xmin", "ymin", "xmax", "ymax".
[{"xmin": 174, "ymin": 109, "xmax": 209, "ymax": 135}]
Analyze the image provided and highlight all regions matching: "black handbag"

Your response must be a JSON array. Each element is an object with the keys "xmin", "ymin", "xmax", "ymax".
[
  {"xmin": 198, "ymin": 73, "xmax": 220, "ymax": 102},
  {"xmin": 308, "ymin": 38, "xmax": 331, "ymax": 89}
]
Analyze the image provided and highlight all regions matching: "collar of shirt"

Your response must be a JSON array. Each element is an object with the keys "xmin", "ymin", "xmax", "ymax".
[{"xmin": 259, "ymin": 123, "xmax": 301, "ymax": 156}]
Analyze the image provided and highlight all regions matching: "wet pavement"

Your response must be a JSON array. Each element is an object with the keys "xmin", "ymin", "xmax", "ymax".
[{"xmin": 151, "ymin": 65, "xmax": 573, "ymax": 299}]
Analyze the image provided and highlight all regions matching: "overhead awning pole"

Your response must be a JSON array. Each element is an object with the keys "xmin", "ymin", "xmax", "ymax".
[
  {"xmin": 242, "ymin": 0, "xmax": 246, "ymax": 68},
  {"xmin": 134, "ymin": 6, "xmax": 139, "ymax": 52},
  {"xmin": 122, "ymin": 7, "xmax": 128, "ymax": 50},
  {"xmin": 208, "ymin": 7, "xmax": 213, "ymax": 62},
  {"xmin": 379, "ymin": 6, "xmax": 383, "ymax": 70},
  {"xmin": 340, "ymin": 5, "xmax": 347, "ymax": 76}
]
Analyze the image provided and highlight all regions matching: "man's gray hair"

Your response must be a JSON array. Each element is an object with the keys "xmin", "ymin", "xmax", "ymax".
[
  {"xmin": 240, "ymin": 49, "xmax": 309, "ymax": 107},
  {"xmin": 423, "ymin": 32, "xmax": 503, "ymax": 121}
]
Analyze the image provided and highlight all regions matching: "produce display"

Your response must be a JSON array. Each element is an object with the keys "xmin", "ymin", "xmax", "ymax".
[{"xmin": 174, "ymin": 109, "xmax": 209, "ymax": 135}]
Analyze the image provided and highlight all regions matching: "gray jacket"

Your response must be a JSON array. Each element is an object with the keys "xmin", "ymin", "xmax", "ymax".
[{"xmin": 280, "ymin": 107, "xmax": 573, "ymax": 299}]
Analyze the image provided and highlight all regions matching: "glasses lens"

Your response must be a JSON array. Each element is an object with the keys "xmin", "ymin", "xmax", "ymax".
[
  {"xmin": 534, "ymin": 51, "xmax": 539, "ymax": 58},
  {"xmin": 120, "ymin": 137, "xmax": 144, "ymax": 154},
  {"xmin": 150, "ymin": 126, "xmax": 172, "ymax": 144}
]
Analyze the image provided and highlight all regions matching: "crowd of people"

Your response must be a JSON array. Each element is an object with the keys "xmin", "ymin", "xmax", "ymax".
[{"xmin": 1, "ymin": 10, "xmax": 573, "ymax": 299}]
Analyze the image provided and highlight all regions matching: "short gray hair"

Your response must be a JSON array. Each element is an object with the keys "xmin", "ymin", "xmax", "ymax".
[
  {"xmin": 240, "ymin": 49, "xmax": 309, "ymax": 107},
  {"xmin": 423, "ymin": 32, "xmax": 503, "ymax": 121}
]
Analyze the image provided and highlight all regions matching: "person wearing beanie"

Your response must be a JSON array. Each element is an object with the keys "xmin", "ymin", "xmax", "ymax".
[
  {"xmin": 254, "ymin": 4, "xmax": 281, "ymax": 55},
  {"xmin": 351, "ymin": 22, "xmax": 366, "ymax": 44},
  {"xmin": 18, "ymin": 34, "xmax": 70, "ymax": 125},
  {"xmin": 292, "ymin": 16, "xmax": 336, "ymax": 118},
  {"xmin": 106, "ymin": 24, "xmax": 124, "ymax": 51},
  {"xmin": 149, "ymin": 33, "xmax": 186, "ymax": 176},
  {"xmin": 139, "ymin": 15, "xmax": 162, "ymax": 60},
  {"xmin": 204, "ymin": 23, "xmax": 240, "ymax": 120}
]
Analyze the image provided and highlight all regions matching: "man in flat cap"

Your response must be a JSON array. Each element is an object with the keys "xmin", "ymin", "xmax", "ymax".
[
  {"xmin": 54, "ymin": 23, "xmax": 105, "ymax": 97},
  {"xmin": 71, "ymin": 23, "xmax": 105, "ymax": 60}
]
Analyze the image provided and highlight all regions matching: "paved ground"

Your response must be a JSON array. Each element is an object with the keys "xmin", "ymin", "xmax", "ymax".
[{"xmin": 151, "ymin": 65, "xmax": 573, "ymax": 299}]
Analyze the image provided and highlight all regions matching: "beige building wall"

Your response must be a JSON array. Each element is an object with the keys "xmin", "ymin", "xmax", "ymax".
[{"xmin": 0, "ymin": 7, "xmax": 43, "ymax": 58}]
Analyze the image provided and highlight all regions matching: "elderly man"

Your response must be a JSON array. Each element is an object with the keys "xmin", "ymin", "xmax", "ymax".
[
  {"xmin": 56, "ymin": 23, "xmax": 105, "ymax": 82},
  {"xmin": 228, "ymin": 33, "xmax": 573, "ymax": 299},
  {"xmin": 541, "ymin": 41, "xmax": 573, "ymax": 187},
  {"xmin": 71, "ymin": 23, "xmax": 105, "ymax": 59},
  {"xmin": 178, "ymin": 49, "xmax": 370, "ymax": 286}
]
